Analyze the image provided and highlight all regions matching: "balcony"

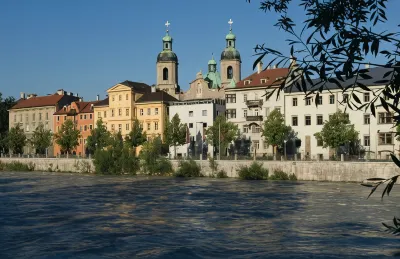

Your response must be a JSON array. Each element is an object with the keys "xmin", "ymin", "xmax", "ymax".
[
  {"xmin": 246, "ymin": 99, "xmax": 263, "ymax": 107},
  {"xmin": 246, "ymin": 115, "xmax": 263, "ymax": 121}
]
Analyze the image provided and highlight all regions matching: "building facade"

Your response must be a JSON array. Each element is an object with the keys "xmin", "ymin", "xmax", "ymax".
[
  {"xmin": 53, "ymin": 100, "xmax": 99, "ymax": 156},
  {"xmin": 168, "ymin": 98, "xmax": 226, "ymax": 158},
  {"xmin": 8, "ymin": 90, "xmax": 80, "ymax": 156}
]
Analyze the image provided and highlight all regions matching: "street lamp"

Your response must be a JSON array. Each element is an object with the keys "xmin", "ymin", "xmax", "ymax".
[{"xmin": 284, "ymin": 140, "xmax": 287, "ymax": 160}]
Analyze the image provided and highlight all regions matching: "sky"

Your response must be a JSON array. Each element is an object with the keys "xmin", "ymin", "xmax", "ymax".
[{"xmin": 1, "ymin": 0, "xmax": 400, "ymax": 101}]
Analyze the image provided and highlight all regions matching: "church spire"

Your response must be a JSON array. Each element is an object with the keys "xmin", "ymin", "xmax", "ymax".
[{"xmin": 162, "ymin": 20, "xmax": 172, "ymax": 51}]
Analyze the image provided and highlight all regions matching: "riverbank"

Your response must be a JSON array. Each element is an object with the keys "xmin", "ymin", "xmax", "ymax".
[{"xmin": 1, "ymin": 157, "xmax": 399, "ymax": 182}]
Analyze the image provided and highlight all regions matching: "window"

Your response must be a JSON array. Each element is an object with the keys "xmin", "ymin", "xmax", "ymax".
[
  {"xmin": 126, "ymin": 109, "xmax": 129, "ymax": 116},
  {"xmin": 84, "ymin": 114, "xmax": 87, "ymax": 120},
  {"xmin": 126, "ymin": 94, "xmax": 129, "ymax": 100},
  {"xmin": 261, "ymin": 79, "xmax": 267, "ymax": 84},
  {"xmin": 203, "ymin": 123, "xmax": 207, "ymax": 128},
  {"xmin": 118, "ymin": 124, "xmax": 122, "ymax": 132},
  {"xmin": 292, "ymin": 116, "xmax": 298, "ymax": 126},
  {"xmin": 226, "ymin": 109, "xmax": 236, "ymax": 119},
  {"xmin": 80, "ymin": 126, "xmax": 83, "ymax": 131},
  {"xmin": 226, "ymin": 94, "xmax": 236, "ymax": 103},
  {"xmin": 155, "ymin": 122, "xmax": 159, "ymax": 130},
  {"xmin": 25, "ymin": 114, "xmax": 28, "ymax": 122},
  {"xmin": 14, "ymin": 114, "xmax": 16, "ymax": 122},
  {"xmin": 264, "ymin": 141, "xmax": 268, "ymax": 149},
  {"xmin": 84, "ymin": 125, "xmax": 87, "ymax": 131},
  {"xmin": 305, "ymin": 115, "xmax": 311, "ymax": 125},
  {"xmin": 64, "ymin": 116, "xmax": 67, "ymax": 120},
  {"xmin": 243, "ymin": 125, "xmax": 248, "ymax": 133},
  {"xmin": 155, "ymin": 108, "xmax": 159, "ymax": 115},
  {"xmin": 252, "ymin": 125, "xmax": 261, "ymax": 133},
  {"xmin": 379, "ymin": 132, "xmax": 393, "ymax": 145},
  {"xmin": 39, "ymin": 113, "xmax": 42, "ymax": 121},
  {"xmin": 364, "ymin": 135, "xmax": 370, "ymax": 146},
  {"xmin": 112, "ymin": 96, "xmax": 115, "ymax": 102},
  {"xmin": 31, "ymin": 113, "xmax": 35, "ymax": 122},
  {"xmin": 46, "ymin": 112, "xmax": 49, "ymax": 120},
  {"xmin": 163, "ymin": 67, "xmax": 169, "ymax": 80},
  {"xmin": 90, "ymin": 114, "xmax": 92, "ymax": 119},
  {"xmin": 140, "ymin": 109, "xmax": 143, "ymax": 116},
  {"xmin": 343, "ymin": 94, "xmax": 349, "ymax": 103},
  {"xmin": 189, "ymin": 111, "xmax": 193, "ymax": 117},
  {"xmin": 317, "ymin": 115, "xmax": 323, "ymax": 125},
  {"xmin": 202, "ymin": 110, "xmax": 207, "ymax": 116},
  {"xmin": 253, "ymin": 141, "xmax": 260, "ymax": 150},
  {"xmin": 305, "ymin": 97, "xmax": 311, "ymax": 106},
  {"xmin": 147, "ymin": 108, "xmax": 151, "ymax": 115},
  {"xmin": 244, "ymin": 110, "xmax": 247, "ymax": 118},
  {"xmin": 243, "ymin": 94, "xmax": 247, "ymax": 102},
  {"xmin": 317, "ymin": 138, "xmax": 323, "ymax": 147},
  {"xmin": 119, "ymin": 95, "xmax": 122, "ymax": 101},
  {"xmin": 189, "ymin": 123, "xmax": 193, "ymax": 128},
  {"xmin": 104, "ymin": 111, "xmax": 107, "ymax": 118},
  {"xmin": 98, "ymin": 112, "xmax": 101, "ymax": 118},
  {"xmin": 329, "ymin": 95, "xmax": 335, "ymax": 104},
  {"xmin": 317, "ymin": 96, "xmax": 323, "ymax": 105},
  {"xmin": 364, "ymin": 92, "xmax": 370, "ymax": 102},
  {"xmin": 292, "ymin": 97, "xmax": 298, "ymax": 106},
  {"xmin": 119, "ymin": 109, "xmax": 122, "ymax": 116},
  {"xmin": 378, "ymin": 112, "xmax": 393, "ymax": 124},
  {"xmin": 227, "ymin": 66, "xmax": 233, "ymax": 79},
  {"xmin": 147, "ymin": 123, "xmax": 151, "ymax": 130},
  {"xmin": 111, "ymin": 109, "xmax": 114, "ymax": 117},
  {"xmin": 57, "ymin": 116, "xmax": 60, "ymax": 122},
  {"xmin": 111, "ymin": 124, "xmax": 115, "ymax": 131},
  {"xmin": 126, "ymin": 124, "xmax": 130, "ymax": 130},
  {"xmin": 80, "ymin": 115, "xmax": 83, "ymax": 120},
  {"xmin": 255, "ymin": 93, "xmax": 259, "ymax": 100},
  {"xmin": 19, "ymin": 114, "xmax": 22, "ymax": 122},
  {"xmin": 364, "ymin": 114, "xmax": 370, "ymax": 124},
  {"xmin": 265, "ymin": 107, "xmax": 270, "ymax": 117},
  {"xmin": 89, "ymin": 125, "xmax": 93, "ymax": 130}
]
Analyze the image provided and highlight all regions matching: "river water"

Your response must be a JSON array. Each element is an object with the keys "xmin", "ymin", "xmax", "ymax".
[{"xmin": 0, "ymin": 172, "xmax": 400, "ymax": 258}]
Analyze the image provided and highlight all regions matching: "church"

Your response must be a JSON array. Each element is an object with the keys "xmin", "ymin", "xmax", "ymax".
[{"xmin": 155, "ymin": 20, "xmax": 241, "ymax": 100}]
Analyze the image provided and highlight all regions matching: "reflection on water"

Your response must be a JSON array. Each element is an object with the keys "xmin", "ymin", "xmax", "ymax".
[{"xmin": 1, "ymin": 172, "xmax": 400, "ymax": 258}]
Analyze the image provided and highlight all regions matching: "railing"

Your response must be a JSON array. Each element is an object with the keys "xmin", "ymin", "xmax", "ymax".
[
  {"xmin": 246, "ymin": 116, "xmax": 263, "ymax": 121},
  {"xmin": 246, "ymin": 100, "xmax": 263, "ymax": 107}
]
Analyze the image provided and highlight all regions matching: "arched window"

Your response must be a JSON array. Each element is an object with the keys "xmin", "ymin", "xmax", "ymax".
[
  {"xmin": 227, "ymin": 66, "xmax": 233, "ymax": 79},
  {"xmin": 165, "ymin": 43, "xmax": 169, "ymax": 49},
  {"xmin": 163, "ymin": 67, "xmax": 169, "ymax": 80}
]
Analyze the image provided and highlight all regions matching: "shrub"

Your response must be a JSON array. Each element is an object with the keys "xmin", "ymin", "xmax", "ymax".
[
  {"xmin": 269, "ymin": 170, "xmax": 297, "ymax": 181},
  {"xmin": 216, "ymin": 169, "xmax": 228, "ymax": 178},
  {"xmin": 145, "ymin": 157, "xmax": 173, "ymax": 176},
  {"xmin": 3, "ymin": 161, "xmax": 34, "ymax": 172},
  {"xmin": 237, "ymin": 161, "xmax": 269, "ymax": 180},
  {"xmin": 174, "ymin": 159, "xmax": 203, "ymax": 177}
]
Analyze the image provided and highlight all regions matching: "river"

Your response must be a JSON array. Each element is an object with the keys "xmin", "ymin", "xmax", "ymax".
[{"xmin": 0, "ymin": 172, "xmax": 400, "ymax": 258}]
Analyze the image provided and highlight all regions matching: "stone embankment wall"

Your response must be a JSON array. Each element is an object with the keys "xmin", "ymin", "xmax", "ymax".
[{"xmin": 1, "ymin": 158, "xmax": 400, "ymax": 182}]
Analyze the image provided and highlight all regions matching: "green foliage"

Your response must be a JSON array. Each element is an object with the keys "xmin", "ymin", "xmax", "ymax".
[
  {"xmin": 208, "ymin": 157, "xmax": 228, "ymax": 178},
  {"xmin": 164, "ymin": 114, "xmax": 187, "ymax": 158},
  {"xmin": 206, "ymin": 115, "xmax": 238, "ymax": 156},
  {"xmin": 216, "ymin": 169, "xmax": 228, "ymax": 178},
  {"xmin": 93, "ymin": 132, "xmax": 139, "ymax": 175},
  {"xmin": 125, "ymin": 118, "xmax": 147, "ymax": 151},
  {"xmin": 237, "ymin": 161, "xmax": 269, "ymax": 180},
  {"xmin": 31, "ymin": 123, "xmax": 52, "ymax": 154},
  {"xmin": 54, "ymin": 119, "xmax": 81, "ymax": 154},
  {"xmin": 262, "ymin": 109, "xmax": 293, "ymax": 154},
  {"xmin": 0, "ymin": 93, "xmax": 15, "ymax": 153},
  {"xmin": 174, "ymin": 159, "xmax": 203, "ymax": 177},
  {"xmin": 314, "ymin": 110, "xmax": 359, "ymax": 154},
  {"xmin": 0, "ymin": 161, "xmax": 35, "ymax": 171},
  {"xmin": 86, "ymin": 118, "xmax": 111, "ymax": 154},
  {"xmin": 209, "ymin": 157, "xmax": 219, "ymax": 173},
  {"xmin": 7, "ymin": 124, "xmax": 26, "ymax": 154},
  {"xmin": 269, "ymin": 170, "xmax": 297, "ymax": 181}
]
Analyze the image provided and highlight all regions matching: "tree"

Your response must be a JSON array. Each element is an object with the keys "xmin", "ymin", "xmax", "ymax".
[
  {"xmin": 247, "ymin": 0, "xmax": 400, "ymax": 231},
  {"xmin": 125, "ymin": 118, "xmax": 147, "ymax": 155},
  {"xmin": 164, "ymin": 114, "xmax": 187, "ymax": 158},
  {"xmin": 0, "ymin": 92, "xmax": 16, "ymax": 153},
  {"xmin": 7, "ymin": 124, "xmax": 26, "ymax": 154},
  {"xmin": 262, "ymin": 109, "xmax": 293, "ymax": 155},
  {"xmin": 86, "ymin": 118, "xmax": 111, "ymax": 154},
  {"xmin": 206, "ymin": 115, "xmax": 238, "ymax": 156},
  {"xmin": 31, "ymin": 123, "xmax": 52, "ymax": 155},
  {"xmin": 54, "ymin": 119, "xmax": 80, "ymax": 155},
  {"xmin": 314, "ymin": 110, "xmax": 359, "ymax": 157}
]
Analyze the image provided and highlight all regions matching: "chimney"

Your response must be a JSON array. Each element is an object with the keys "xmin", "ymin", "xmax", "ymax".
[
  {"xmin": 267, "ymin": 65, "xmax": 271, "ymax": 70},
  {"xmin": 79, "ymin": 97, "xmax": 83, "ymax": 102},
  {"xmin": 290, "ymin": 56, "xmax": 297, "ymax": 66},
  {"xmin": 76, "ymin": 93, "xmax": 79, "ymax": 97},
  {"xmin": 96, "ymin": 95, "xmax": 99, "ymax": 101},
  {"xmin": 57, "ymin": 89, "xmax": 65, "ymax": 95},
  {"xmin": 20, "ymin": 92, "xmax": 25, "ymax": 99},
  {"xmin": 365, "ymin": 63, "xmax": 370, "ymax": 69},
  {"xmin": 257, "ymin": 61, "xmax": 263, "ymax": 74},
  {"xmin": 273, "ymin": 64, "xmax": 277, "ymax": 69},
  {"xmin": 69, "ymin": 92, "xmax": 74, "ymax": 96},
  {"xmin": 151, "ymin": 85, "xmax": 156, "ymax": 93},
  {"xmin": 91, "ymin": 104, "xmax": 94, "ymax": 110}
]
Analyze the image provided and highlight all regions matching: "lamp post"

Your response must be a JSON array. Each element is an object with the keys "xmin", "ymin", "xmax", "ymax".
[{"xmin": 284, "ymin": 140, "xmax": 287, "ymax": 160}]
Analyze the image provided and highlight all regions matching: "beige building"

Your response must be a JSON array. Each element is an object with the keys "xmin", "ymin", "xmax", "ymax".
[{"xmin": 8, "ymin": 90, "xmax": 80, "ymax": 156}]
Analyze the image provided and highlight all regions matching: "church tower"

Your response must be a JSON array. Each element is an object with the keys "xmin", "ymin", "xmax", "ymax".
[
  {"xmin": 220, "ymin": 19, "xmax": 241, "ymax": 88},
  {"xmin": 156, "ymin": 21, "xmax": 179, "ymax": 95}
]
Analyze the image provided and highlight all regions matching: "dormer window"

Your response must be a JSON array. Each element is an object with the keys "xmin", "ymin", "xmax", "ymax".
[
  {"xmin": 260, "ymin": 79, "xmax": 268, "ymax": 84},
  {"xmin": 244, "ymin": 80, "xmax": 251, "ymax": 85}
]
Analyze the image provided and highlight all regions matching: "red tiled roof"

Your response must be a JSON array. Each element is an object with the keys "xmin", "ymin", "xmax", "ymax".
[
  {"xmin": 53, "ymin": 101, "xmax": 100, "ymax": 115},
  {"xmin": 235, "ymin": 68, "xmax": 289, "ymax": 88},
  {"xmin": 80, "ymin": 101, "xmax": 100, "ymax": 113},
  {"xmin": 11, "ymin": 94, "xmax": 64, "ymax": 109}
]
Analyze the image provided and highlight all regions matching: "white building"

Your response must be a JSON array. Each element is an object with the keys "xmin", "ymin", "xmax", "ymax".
[
  {"xmin": 168, "ymin": 98, "xmax": 226, "ymax": 158},
  {"xmin": 226, "ymin": 65, "xmax": 398, "ymax": 160}
]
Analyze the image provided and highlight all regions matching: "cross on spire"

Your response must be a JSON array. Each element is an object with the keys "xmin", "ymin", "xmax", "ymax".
[
  {"xmin": 165, "ymin": 21, "xmax": 170, "ymax": 32},
  {"xmin": 228, "ymin": 19, "xmax": 233, "ymax": 31}
]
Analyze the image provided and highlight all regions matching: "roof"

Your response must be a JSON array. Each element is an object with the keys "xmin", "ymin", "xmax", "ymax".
[
  {"xmin": 93, "ymin": 97, "xmax": 109, "ymax": 107},
  {"xmin": 53, "ymin": 101, "xmax": 100, "ymax": 115},
  {"xmin": 221, "ymin": 47, "xmax": 241, "ymax": 61},
  {"xmin": 157, "ymin": 51, "xmax": 178, "ymax": 62},
  {"xmin": 285, "ymin": 67, "xmax": 393, "ymax": 93},
  {"xmin": 10, "ymin": 94, "xmax": 77, "ymax": 109},
  {"xmin": 136, "ymin": 91, "xmax": 178, "ymax": 103},
  {"xmin": 235, "ymin": 68, "xmax": 290, "ymax": 89},
  {"xmin": 119, "ymin": 81, "xmax": 151, "ymax": 93}
]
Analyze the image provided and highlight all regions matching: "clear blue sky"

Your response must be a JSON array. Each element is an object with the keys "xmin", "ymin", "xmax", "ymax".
[{"xmin": 1, "ymin": 0, "xmax": 399, "ymax": 101}]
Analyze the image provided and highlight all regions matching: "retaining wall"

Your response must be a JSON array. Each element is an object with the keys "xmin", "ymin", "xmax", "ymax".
[{"xmin": 1, "ymin": 158, "xmax": 399, "ymax": 182}]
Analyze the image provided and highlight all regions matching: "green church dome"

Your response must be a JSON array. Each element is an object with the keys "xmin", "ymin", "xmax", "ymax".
[
  {"xmin": 163, "ymin": 34, "xmax": 172, "ymax": 42},
  {"xmin": 221, "ymin": 48, "xmax": 241, "ymax": 61},
  {"xmin": 208, "ymin": 57, "xmax": 217, "ymax": 65},
  {"xmin": 226, "ymin": 31, "xmax": 236, "ymax": 40},
  {"xmin": 157, "ymin": 51, "xmax": 178, "ymax": 62}
]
